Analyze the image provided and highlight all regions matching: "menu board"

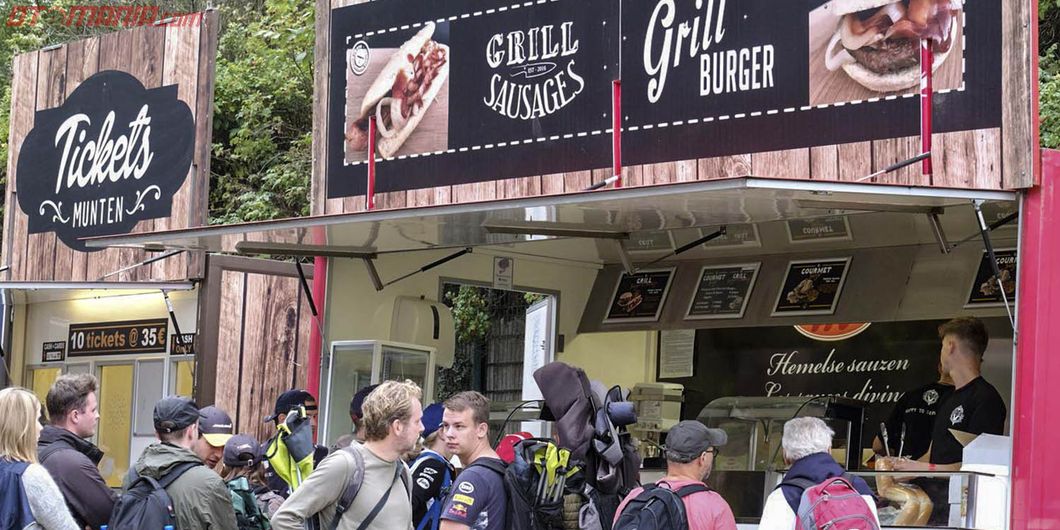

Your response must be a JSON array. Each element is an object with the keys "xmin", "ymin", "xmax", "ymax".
[
  {"xmin": 604, "ymin": 268, "xmax": 674, "ymax": 323},
  {"xmin": 772, "ymin": 258, "xmax": 851, "ymax": 316},
  {"xmin": 686, "ymin": 263, "xmax": 760, "ymax": 320},
  {"xmin": 966, "ymin": 249, "xmax": 1017, "ymax": 307},
  {"xmin": 786, "ymin": 216, "xmax": 851, "ymax": 243}
]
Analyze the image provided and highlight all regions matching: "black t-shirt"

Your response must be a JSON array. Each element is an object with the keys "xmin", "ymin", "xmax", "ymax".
[
  {"xmin": 930, "ymin": 376, "xmax": 1007, "ymax": 464},
  {"xmin": 883, "ymin": 381, "xmax": 955, "ymax": 459},
  {"xmin": 410, "ymin": 450, "xmax": 455, "ymax": 528}
]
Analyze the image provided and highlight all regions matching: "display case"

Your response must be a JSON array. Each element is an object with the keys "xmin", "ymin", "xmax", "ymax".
[
  {"xmin": 693, "ymin": 395, "xmax": 867, "ymax": 521},
  {"xmin": 846, "ymin": 470, "xmax": 1006, "ymax": 529},
  {"xmin": 318, "ymin": 340, "xmax": 436, "ymax": 446}
]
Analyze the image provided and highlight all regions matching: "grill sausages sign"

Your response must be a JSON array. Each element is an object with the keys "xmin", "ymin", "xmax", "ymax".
[{"xmin": 16, "ymin": 71, "xmax": 195, "ymax": 251}]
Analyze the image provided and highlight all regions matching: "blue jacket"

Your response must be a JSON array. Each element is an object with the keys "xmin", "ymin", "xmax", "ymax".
[
  {"xmin": 0, "ymin": 458, "xmax": 35, "ymax": 529},
  {"xmin": 780, "ymin": 452, "xmax": 875, "ymax": 513}
]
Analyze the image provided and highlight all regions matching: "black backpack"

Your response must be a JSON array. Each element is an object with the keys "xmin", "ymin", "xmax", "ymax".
[
  {"xmin": 473, "ymin": 452, "xmax": 566, "ymax": 530},
  {"xmin": 109, "ymin": 462, "xmax": 199, "ymax": 530},
  {"xmin": 612, "ymin": 483, "xmax": 709, "ymax": 530}
]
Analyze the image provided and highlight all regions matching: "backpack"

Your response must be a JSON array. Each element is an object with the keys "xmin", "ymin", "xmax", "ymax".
[
  {"xmin": 307, "ymin": 445, "xmax": 410, "ymax": 530},
  {"xmin": 412, "ymin": 452, "xmax": 453, "ymax": 530},
  {"xmin": 612, "ymin": 482, "xmax": 708, "ymax": 530},
  {"xmin": 108, "ymin": 462, "xmax": 198, "ymax": 530},
  {"xmin": 473, "ymin": 441, "xmax": 569, "ymax": 530},
  {"xmin": 227, "ymin": 477, "xmax": 271, "ymax": 530},
  {"xmin": 780, "ymin": 476, "xmax": 880, "ymax": 530},
  {"xmin": 0, "ymin": 459, "xmax": 35, "ymax": 530}
]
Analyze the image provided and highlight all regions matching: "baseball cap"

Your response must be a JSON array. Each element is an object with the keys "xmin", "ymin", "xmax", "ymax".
[
  {"xmin": 199, "ymin": 406, "xmax": 235, "ymax": 447},
  {"xmin": 223, "ymin": 434, "xmax": 261, "ymax": 467},
  {"xmin": 349, "ymin": 384, "xmax": 380, "ymax": 420},
  {"xmin": 264, "ymin": 389, "xmax": 316, "ymax": 423},
  {"xmin": 421, "ymin": 403, "xmax": 445, "ymax": 439},
  {"xmin": 154, "ymin": 396, "xmax": 204, "ymax": 434},
  {"xmin": 665, "ymin": 420, "xmax": 727, "ymax": 459}
]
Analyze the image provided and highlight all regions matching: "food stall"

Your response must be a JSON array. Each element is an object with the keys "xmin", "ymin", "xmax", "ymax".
[{"xmin": 81, "ymin": 0, "xmax": 1054, "ymax": 526}]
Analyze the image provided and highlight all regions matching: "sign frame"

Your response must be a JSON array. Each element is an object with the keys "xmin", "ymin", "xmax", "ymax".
[
  {"xmin": 965, "ymin": 248, "xmax": 1018, "ymax": 308},
  {"xmin": 68, "ymin": 318, "xmax": 169, "ymax": 357},
  {"xmin": 786, "ymin": 216, "xmax": 853, "ymax": 245},
  {"xmin": 685, "ymin": 262, "xmax": 761, "ymax": 321},
  {"xmin": 771, "ymin": 257, "xmax": 852, "ymax": 317},
  {"xmin": 603, "ymin": 267, "xmax": 676, "ymax": 324},
  {"xmin": 42, "ymin": 341, "xmax": 67, "ymax": 363}
]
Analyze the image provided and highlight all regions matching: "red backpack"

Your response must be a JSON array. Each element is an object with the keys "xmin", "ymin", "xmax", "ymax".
[{"xmin": 780, "ymin": 475, "xmax": 879, "ymax": 530}]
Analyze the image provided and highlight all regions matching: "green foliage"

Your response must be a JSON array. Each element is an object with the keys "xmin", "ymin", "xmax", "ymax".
[
  {"xmin": 209, "ymin": 0, "xmax": 314, "ymax": 223},
  {"xmin": 445, "ymin": 285, "xmax": 492, "ymax": 343},
  {"xmin": 1044, "ymin": 0, "xmax": 1060, "ymax": 148}
]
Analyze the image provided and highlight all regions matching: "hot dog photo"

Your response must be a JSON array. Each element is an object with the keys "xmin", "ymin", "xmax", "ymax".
[
  {"xmin": 808, "ymin": 0, "xmax": 964, "ymax": 106},
  {"xmin": 344, "ymin": 22, "xmax": 450, "ymax": 163}
]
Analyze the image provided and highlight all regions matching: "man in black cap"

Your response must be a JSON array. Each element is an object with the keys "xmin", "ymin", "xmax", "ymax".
[
  {"xmin": 332, "ymin": 384, "xmax": 381, "ymax": 449},
  {"xmin": 123, "ymin": 396, "xmax": 237, "ymax": 530},
  {"xmin": 263, "ymin": 389, "xmax": 323, "ymax": 497},
  {"xmin": 614, "ymin": 420, "xmax": 737, "ymax": 530},
  {"xmin": 194, "ymin": 405, "xmax": 235, "ymax": 470}
]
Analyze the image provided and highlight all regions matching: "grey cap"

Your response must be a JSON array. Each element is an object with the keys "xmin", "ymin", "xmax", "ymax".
[
  {"xmin": 665, "ymin": 420, "xmax": 727, "ymax": 458},
  {"xmin": 154, "ymin": 396, "xmax": 204, "ymax": 434},
  {"xmin": 223, "ymin": 434, "xmax": 261, "ymax": 467}
]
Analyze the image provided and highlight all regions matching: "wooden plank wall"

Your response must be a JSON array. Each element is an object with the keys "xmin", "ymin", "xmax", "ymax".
[
  {"xmin": 200, "ymin": 256, "xmax": 314, "ymax": 441},
  {"xmin": 1, "ymin": 13, "xmax": 218, "ymax": 282},
  {"xmin": 313, "ymin": 1, "xmax": 1031, "ymax": 215}
]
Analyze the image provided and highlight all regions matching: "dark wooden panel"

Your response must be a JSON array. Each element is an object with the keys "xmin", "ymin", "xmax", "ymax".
[
  {"xmin": 1001, "ymin": 0, "xmax": 1034, "ymax": 188},
  {"xmin": 213, "ymin": 270, "xmax": 245, "ymax": 427},
  {"xmin": 27, "ymin": 45, "xmax": 67, "ymax": 281},
  {"xmin": 1, "ymin": 51, "xmax": 38, "ymax": 280},
  {"xmin": 61, "ymin": 38, "xmax": 101, "ymax": 282}
]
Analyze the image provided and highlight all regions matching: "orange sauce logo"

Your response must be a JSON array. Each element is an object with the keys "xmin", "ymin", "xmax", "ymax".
[{"xmin": 793, "ymin": 322, "xmax": 871, "ymax": 342}]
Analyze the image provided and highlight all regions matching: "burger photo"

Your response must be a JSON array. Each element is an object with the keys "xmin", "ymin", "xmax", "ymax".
[{"xmin": 824, "ymin": 0, "xmax": 962, "ymax": 92}]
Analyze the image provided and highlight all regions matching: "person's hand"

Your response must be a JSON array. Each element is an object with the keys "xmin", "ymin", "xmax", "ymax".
[{"xmin": 892, "ymin": 458, "xmax": 929, "ymax": 472}]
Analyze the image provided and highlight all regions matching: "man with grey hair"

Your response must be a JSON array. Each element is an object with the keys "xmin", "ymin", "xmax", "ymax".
[
  {"xmin": 758, "ymin": 417, "xmax": 878, "ymax": 530},
  {"xmin": 614, "ymin": 420, "xmax": 737, "ymax": 530}
]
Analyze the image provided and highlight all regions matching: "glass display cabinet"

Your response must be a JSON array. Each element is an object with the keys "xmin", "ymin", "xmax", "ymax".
[{"xmin": 318, "ymin": 340, "xmax": 436, "ymax": 446}]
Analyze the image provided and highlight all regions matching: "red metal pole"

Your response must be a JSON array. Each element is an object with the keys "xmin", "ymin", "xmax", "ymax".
[
  {"xmin": 613, "ymin": 80, "xmax": 622, "ymax": 188},
  {"xmin": 1011, "ymin": 149, "xmax": 1060, "ymax": 528},
  {"xmin": 920, "ymin": 39, "xmax": 933, "ymax": 180},
  {"xmin": 367, "ymin": 118, "xmax": 377, "ymax": 210}
]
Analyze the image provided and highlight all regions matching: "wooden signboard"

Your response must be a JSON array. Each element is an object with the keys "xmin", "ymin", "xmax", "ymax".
[
  {"xmin": 314, "ymin": 0, "xmax": 1033, "ymax": 216},
  {"xmin": 2, "ymin": 13, "xmax": 219, "ymax": 282}
]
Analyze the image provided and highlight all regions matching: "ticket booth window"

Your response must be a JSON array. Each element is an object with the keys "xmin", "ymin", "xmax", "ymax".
[
  {"xmin": 170, "ymin": 358, "xmax": 195, "ymax": 396},
  {"xmin": 28, "ymin": 367, "xmax": 61, "ymax": 406},
  {"xmin": 97, "ymin": 364, "xmax": 134, "ymax": 487}
]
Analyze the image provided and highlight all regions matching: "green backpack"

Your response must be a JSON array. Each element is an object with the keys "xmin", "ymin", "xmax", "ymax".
[{"xmin": 227, "ymin": 477, "xmax": 271, "ymax": 530}]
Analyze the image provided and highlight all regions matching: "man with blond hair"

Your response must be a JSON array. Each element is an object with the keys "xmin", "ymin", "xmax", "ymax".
[{"xmin": 272, "ymin": 380, "xmax": 424, "ymax": 530}]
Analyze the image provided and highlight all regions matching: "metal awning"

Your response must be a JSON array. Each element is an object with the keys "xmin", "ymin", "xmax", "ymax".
[
  {"xmin": 0, "ymin": 281, "xmax": 196, "ymax": 304},
  {"xmin": 83, "ymin": 178, "xmax": 1017, "ymax": 261}
]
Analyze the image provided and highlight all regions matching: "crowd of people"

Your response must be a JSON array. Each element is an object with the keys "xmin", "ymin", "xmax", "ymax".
[{"xmin": 0, "ymin": 316, "xmax": 1004, "ymax": 530}]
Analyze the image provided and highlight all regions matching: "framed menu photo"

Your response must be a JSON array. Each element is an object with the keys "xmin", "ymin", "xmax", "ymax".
[
  {"xmin": 965, "ymin": 249, "xmax": 1017, "ymax": 307},
  {"xmin": 686, "ymin": 263, "xmax": 761, "ymax": 320},
  {"xmin": 772, "ymin": 258, "xmax": 851, "ymax": 316},
  {"xmin": 786, "ymin": 216, "xmax": 852, "ymax": 244},
  {"xmin": 604, "ymin": 268, "xmax": 675, "ymax": 323}
]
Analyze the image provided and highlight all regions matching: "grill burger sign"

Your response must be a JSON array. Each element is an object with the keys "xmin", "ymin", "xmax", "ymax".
[{"xmin": 16, "ymin": 70, "xmax": 194, "ymax": 251}]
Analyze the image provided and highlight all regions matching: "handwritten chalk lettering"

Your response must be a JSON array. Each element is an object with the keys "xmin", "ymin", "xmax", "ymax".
[{"xmin": 54, "ymin": 104, "xmax": 154, "ymax": 195}]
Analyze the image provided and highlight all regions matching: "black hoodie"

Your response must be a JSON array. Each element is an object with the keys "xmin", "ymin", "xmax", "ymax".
[{"xmin": 38, "ymin": 425, "xmax": 117, "ymax": 528}]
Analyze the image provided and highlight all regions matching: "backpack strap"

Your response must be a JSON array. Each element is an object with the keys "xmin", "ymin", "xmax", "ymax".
[
  {"xmin": 350, "ymin": 463, "xmax": 403, "ymax": 530},
  {"xmin": 467, "ymin": 458, "xmax": 507, "ymax": 477},
  {"xmin": 775, "ymin": 477, "xmax": 817, "ymax": 491},
  {"xmin": 673, "ymin": 484, "xmax": 710, "ymax": 498},
  {"xmin": 157, "ymin": 462, "xmax": 200, "ymax": 489},
  {"xmin": 321, "ymin": 446, "xmax": 365, "ymax": 530}
]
